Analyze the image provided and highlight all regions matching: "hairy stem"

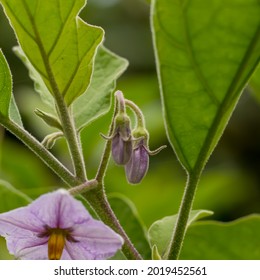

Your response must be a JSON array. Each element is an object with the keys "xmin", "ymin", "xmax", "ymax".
[
  {"xmin": 165, "ymin": 171, "xmax": 201, "ymax": 260},
  {"xmin": 69, "ymin": 179, "xmax": 98, "ymax": 195},
  {"xmin": 83, "ymin": 186, "xmax": 142, "ymax": 260},
  {"xmin": 54, "ymin": 99, "xmax": 87, "ymax": 181},
  {"xmin": 115, "ymin": 90, "xmax": 126, "ymax": 114},
  {"xmin": 125, "ymin": 99, "xmax": 145, "ymax": 128}
]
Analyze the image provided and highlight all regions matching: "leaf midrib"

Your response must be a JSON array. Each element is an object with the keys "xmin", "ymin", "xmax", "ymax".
[{"xmin": 193, "ymin": 24, "xmax": 260, "ymax": 174}]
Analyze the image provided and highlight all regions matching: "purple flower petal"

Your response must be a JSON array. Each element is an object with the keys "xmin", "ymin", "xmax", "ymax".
[
  {"xmin": 65, "ymin": 219, "xmax": 124, "ymax": 260},
  {"xmin": 0, "ymin": 189, "xmax": 123, "ymax": 260},
  {"xmin": 125, "ymin": 142, "xmax": 149, "ymax": 184},
  {"xmin": 28, "ymin": 189, "xmax": 91, "ymax": 228}
]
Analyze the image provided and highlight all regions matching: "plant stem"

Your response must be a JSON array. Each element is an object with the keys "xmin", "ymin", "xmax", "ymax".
[
  {"xmin": 69, "ymin": 179, "xmax": 98, "ymax": 195},
  {"xmin": 96, "ymin": 98, "xmax": 118, "ymax": 182},
  {"xmin": 125, "ymin": 99, "xmax": 145, "ymax": 128},
  {"xmin": 83, "ymin": 186, "xmax": 142, "ymax": 260},
  {"xmin": 115, "ymin": 90, "xmax": 126, "ymax": 114},
  {"xmin": 54, "ymin": 99, "xmax": 87, "ymax": 181},
  {"xmin": 165, "ymin": 171, "xmax": 201, "ymax": 260},
  {"xmin": 0, "ymin": 118, "xmax": 77, "ymax": 186}
]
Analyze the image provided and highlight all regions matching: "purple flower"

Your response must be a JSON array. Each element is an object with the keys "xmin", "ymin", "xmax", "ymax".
[
  {"xmin": 0, "ymin": 189, "xmax": 123, "ymax": 260},
  {"xmin": 125, "ymin": 139, "xmax": 149, "ymax": 184},
  {"xmin": 111, "ymin": 114, "xmax": 132, "ymax": 165}
]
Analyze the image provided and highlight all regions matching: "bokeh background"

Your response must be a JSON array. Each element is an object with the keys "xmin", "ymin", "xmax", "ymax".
[{"xmin": 0, "ymin": 0, "xmax": 260, "ymax": 258}]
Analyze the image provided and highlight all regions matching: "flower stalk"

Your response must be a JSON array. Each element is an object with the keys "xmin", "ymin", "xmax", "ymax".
[{"xmin": 125, "ymin": 99, "xmax": 145, "ymax": 128}]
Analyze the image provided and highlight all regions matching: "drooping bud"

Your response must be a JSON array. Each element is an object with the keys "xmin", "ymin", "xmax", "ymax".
[
  {"xmin": 111, "ymin": 113, "xmax": 132, "ymax": 165},
  {"xmin": 125, "ymin": 137, "xmax": 149, "ymax": 184},
  {"xmin": 125, "ymin": 128, "xmax": 167, "ymax": 184}
]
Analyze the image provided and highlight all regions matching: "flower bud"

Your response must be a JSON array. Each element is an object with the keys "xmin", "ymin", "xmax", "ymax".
[
  {"xmin": 125, "ymin": 138, "xmax": 149, "ymax": 184},
  {"xmin": 111, "ymin": 114, "xmax": 132, "ymax": 165}
]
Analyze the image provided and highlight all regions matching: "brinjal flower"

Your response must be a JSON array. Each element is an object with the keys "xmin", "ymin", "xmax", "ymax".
[
  {"xmin": 125, "ymin": 137, "xmax": 149, "ymax": 184},
  {"xmin": 0, "ymin": 189, "xmax": 123, "ymax": 260},
  {"xmin": 104, "ymin": 113, "xmax": 132, "ymax": 165},
  {"xmin": 125, "ymin": 129, "xmax": 166, "ymax": 184}
]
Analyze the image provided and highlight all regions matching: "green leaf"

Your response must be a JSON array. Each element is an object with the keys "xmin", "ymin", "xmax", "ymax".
[
  {"xmin": 180, "ymin": 215, "xmax": 260, "ymax": 259},
  {"xmin": 0, "ymin": 50, "xmax": 12, "ymax": 118},
  {"xmin": 108, "ymin": 194, "xmax": 151, "ymax": 259},
  {"xmin": 1, "ymin": 0, "xmax": 104, "ymax": 105},
  {"xmin": 14, "ymin": 45, "xmax": 128, "ymax": 130},
  {"xmin": 0, "ymin": 50, "xmax": 23, "ymax": 126},
  {"xmin": 250, "ymin": 65, "xmax": 260, "ymax": 102},
  {"xmin": 74, "ymin": 46, "xmax": 128, "ymax": 130},
  {"xmin": 9, "ymin": 96, "xmax": 23, "ymax": 126},
  {"xmin": 13, "ymin": 46, "xmax": 55, "ymax": 110},
  {"xmin": 151, "ymin": 0, "xmax": 260, "ymax": 172},
  {"xmin": 148, "ymin": 209, "xmax": 213, "ymax": 257},
  {"xmin": 0, "ymin": 179, "xmax": 31, "ymax": 212}
]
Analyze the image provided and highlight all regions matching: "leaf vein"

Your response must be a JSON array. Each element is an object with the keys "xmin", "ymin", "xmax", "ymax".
[
  {"xmin": 193, "ymin": 24, "xmax": 260, "ymax": 173},
  {"xmin": 180, "ymin": 0, "xmax": 220, "ymax": 106},
  {"xmin": 5, "ymin": 1, "xmax": 36, "ymax": 43},
  {"xmin": 47, "ymin": 0, "xmax": 77, "ymax": 57}
]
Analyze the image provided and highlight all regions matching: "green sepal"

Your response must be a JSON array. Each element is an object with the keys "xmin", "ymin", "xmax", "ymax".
[{"xmin": 34, "ymin": 108, "xmax": 62, "ymax": 131}]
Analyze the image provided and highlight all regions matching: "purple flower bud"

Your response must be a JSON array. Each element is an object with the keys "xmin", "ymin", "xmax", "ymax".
[
  {"xmin": 125, "ymin": 139, "xmax": 149, "ymax": 184},
  {"xmin": 111, "ymin": 115, "xmax": 132, "ymax": 165}
]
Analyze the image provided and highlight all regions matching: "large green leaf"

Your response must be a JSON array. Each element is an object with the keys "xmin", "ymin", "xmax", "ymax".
[
  {"xmin": 0, "ymin": 179, "xmax": 31, "ymax": 212},
  {"xmin": 108, "ymin": 194, "xmax": 151, "ymax": 259},
  {"xmin": 74, "ymin": 46, "xmax": 128, "ymax": 130},
  {"xmin": 0, "ymin": 50, "xmax": 22, "ymax": 126},
  {"xmin": 151, "ymin": 0, "xmax": 260, "ymax": 172},
  {"xmin": 180, "ymin": 215, "xmax": 260, "ymax": 259},
  {"xmin": 0, "ymin": 0, "xmax": 104, "ymax": 105},
  {"xmin": 148, "ymin": 209, "xmax": 213, "ymax": 258}
]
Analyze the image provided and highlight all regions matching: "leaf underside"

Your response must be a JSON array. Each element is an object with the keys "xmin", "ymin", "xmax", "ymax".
[
  {"xmin": 152, "ymin": 0, "xmax": 260, "ymax": 172},
  {"xmin": 0, "ymin": 50, "xmax": 22, "ymax": 125}
]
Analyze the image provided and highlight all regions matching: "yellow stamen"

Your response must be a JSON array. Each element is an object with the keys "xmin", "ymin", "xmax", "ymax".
[{"xmin": 48, "ymin": 229, "xmax": 66, "ymax": 260}]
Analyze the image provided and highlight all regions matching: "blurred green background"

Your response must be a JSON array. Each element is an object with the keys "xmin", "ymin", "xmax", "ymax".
[{"xmin": 0, "ymin": 0, "xmax": 260, "ymax": 259}]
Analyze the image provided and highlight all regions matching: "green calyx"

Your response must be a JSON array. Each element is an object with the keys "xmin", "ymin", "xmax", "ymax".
[
  {"xmin": 132, "ymin": 127, "xmax": 149, "ymax": 140},
  {"xmin": 115, "ymin": 113, "xmax": 131, "ymax": 126}
]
